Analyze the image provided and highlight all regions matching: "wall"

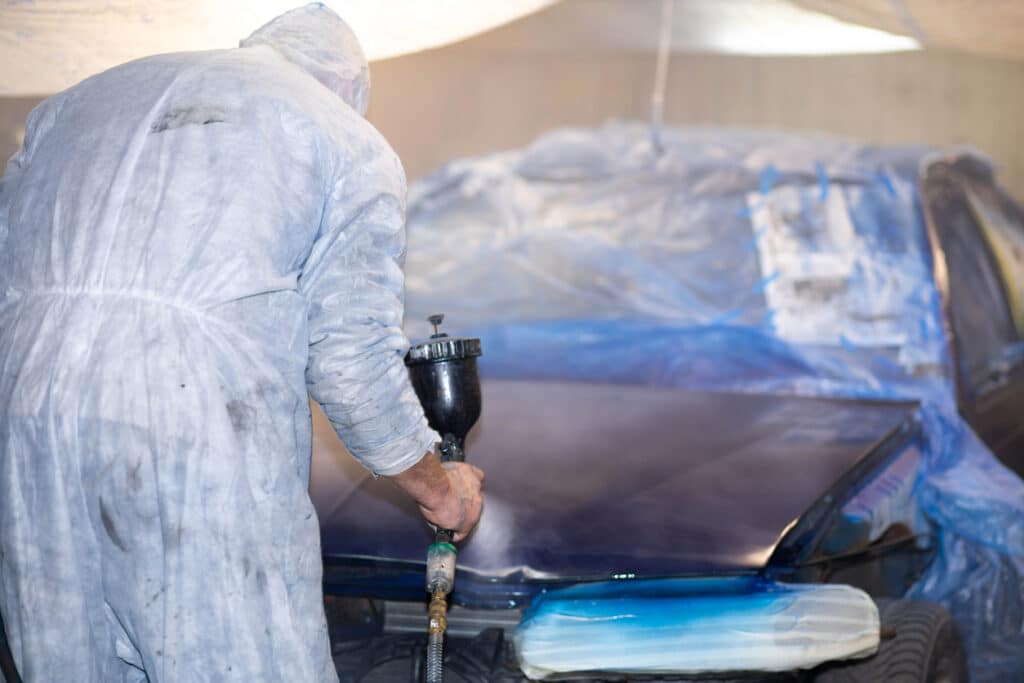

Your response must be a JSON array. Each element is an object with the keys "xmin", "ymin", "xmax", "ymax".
[
  {"xmin": 0, "ymin": 97, "xmax": 38, "ymax": 168},
  {"xmin": 2, "ymin": 26, "xmax": 1024, "ymax": 197},
  {"xmin": 366, "ymin": 39, "xmax": 1024, "ymax": 197}
]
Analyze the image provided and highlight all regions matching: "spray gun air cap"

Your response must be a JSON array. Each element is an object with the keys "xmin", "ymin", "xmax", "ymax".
[{"xmin": 405, "ymin": 314, "xmax": 482, "ymax": 366}]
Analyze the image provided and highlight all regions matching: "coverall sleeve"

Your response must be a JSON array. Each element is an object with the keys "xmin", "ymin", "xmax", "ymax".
[{"xmin": 300, "ymin": 159, "xmax": 439, "ymax": 477}]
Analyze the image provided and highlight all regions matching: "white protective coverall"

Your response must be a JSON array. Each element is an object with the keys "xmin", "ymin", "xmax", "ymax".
[{"xmin": 0, "ymin": 5, "xmax": 437, "ymax": 682}]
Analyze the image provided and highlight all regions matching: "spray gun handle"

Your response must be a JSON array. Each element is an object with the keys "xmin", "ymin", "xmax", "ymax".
[{"xmin": 435, "ymin": 434, "xmax": 463, "ymax": 544}]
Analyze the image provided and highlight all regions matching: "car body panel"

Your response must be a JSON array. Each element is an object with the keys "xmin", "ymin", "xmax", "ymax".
[{"xmin": 313, "ymin": 380, "xmax": 918, "ymax": 588}]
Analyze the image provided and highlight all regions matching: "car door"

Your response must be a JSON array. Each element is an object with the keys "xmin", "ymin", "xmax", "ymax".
[{"xmin": 921, "ymin": 156, "xmax": 1024, "ymax": 476}]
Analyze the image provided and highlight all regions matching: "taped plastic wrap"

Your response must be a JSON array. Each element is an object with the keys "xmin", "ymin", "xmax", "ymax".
[
  {"xmin": 403, "ymin": 123, "xmax": 1024, "ymax": 680},
  {"xmin": 515, "ymin": 578, "xmax": 879, "ymax": 679}
]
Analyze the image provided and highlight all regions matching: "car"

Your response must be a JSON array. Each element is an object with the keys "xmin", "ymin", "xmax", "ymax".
[
  {"xmin": 3, "ymin": 127, "xmax": 1022, "ymax": 682},
  {"xmin": 310, "ymin": 125, "xmax": 1024, "ymax": 682}
]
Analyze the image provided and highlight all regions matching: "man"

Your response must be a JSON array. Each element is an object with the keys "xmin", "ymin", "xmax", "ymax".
[{"xmin": 0, "ymin": 4, "xmax": 484, "ymax": 681}]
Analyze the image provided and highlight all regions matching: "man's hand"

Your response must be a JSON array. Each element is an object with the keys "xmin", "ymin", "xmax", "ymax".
[{"xmin": 388, "ymin": 451, "xmax": 485, "ymax": 542}]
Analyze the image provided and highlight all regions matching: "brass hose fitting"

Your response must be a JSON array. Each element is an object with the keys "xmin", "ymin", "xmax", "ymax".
[{"xmin": 428, "ymin": 590, "xmax": 449, "ymax": 635}]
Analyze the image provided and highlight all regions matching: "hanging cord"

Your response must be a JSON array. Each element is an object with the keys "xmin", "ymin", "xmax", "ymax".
[
  {"xmin": 650, "ymin": 0, "xmax": 676, "ymax": 155},
  {"xmin": 888, "ymin": 0, "xmax": 928, "ymax": 46}
]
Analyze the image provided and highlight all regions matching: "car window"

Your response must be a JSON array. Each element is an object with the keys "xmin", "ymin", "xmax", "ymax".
[
  {"xmin": 964, "ymin": 182, "xmax": 1024, "ymax": 340},
  {"xmin": 921, "ymin": 160, "xmax": 1017, "ymax": 391}
]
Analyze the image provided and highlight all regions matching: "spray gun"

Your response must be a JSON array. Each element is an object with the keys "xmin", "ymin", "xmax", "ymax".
[{"xmin": 405, "ymin": 314, "xmax": 482, "ymax": 683}]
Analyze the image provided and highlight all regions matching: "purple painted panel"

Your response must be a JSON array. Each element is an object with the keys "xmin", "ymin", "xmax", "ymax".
[{"xmin": 312, "ymin": 380, "xmax": 915, "ymax": 579}]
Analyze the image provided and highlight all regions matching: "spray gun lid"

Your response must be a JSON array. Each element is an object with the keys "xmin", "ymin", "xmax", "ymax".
[{"xmin": 405, "ymin": 314, "xmax": 482, "ymax": 365}]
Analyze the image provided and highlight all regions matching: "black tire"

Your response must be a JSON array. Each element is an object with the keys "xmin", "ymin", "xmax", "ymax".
[{"xmin": 814, "ymin": 599, "xmax": 968, "ymax": 683}]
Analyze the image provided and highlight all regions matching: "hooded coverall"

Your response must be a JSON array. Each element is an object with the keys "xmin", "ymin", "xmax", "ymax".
[{"xmin": 0, "ymin": 5, "xmax": 437, "ymax": 681}]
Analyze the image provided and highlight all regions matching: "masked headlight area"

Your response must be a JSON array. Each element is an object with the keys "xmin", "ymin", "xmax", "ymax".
[{"xmin": 514, "ymin": 576, "xmax": 879, "ymax": 679}]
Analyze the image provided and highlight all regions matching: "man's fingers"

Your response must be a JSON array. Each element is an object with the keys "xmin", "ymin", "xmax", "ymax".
[
  {"xmin": 453, "ymin": 495, "xmax": 483, "ymax": 542},
  {"xmin": 417, "ymin": 461, "xmax": 485, "ymax": 540}
]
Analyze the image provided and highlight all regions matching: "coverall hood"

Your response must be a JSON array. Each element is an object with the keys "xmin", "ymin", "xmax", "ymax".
[{"xmin": 241, "ymin": 3, "xmax": 370, "ymax": 115}]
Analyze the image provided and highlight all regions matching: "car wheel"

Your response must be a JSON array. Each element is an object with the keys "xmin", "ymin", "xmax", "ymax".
[{"xmin": 814, "ymin": 598, "xmax": 968, "ymax": 683}]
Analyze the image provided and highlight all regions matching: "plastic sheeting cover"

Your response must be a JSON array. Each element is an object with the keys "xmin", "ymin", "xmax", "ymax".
[
  {"xmin": 403, "ymin": 122, "xmax": 1024, "ymax": 680},
  {"xmin": 515, "ymin": 578, "xmax": 879, "ymax": 678}
]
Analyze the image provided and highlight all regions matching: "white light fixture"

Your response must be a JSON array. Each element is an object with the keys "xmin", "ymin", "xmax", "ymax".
[
  {"xmin": 472, "ymin": 0, "xmax": 919, "ymax": 57},
  {"xmin": 0, "ymin": 0, "xmax": 558, "ymax": 95},
  {"xmin": 696, "ymin": 0, "xmax": 919, "ymax": 56},
  {"xmin": 330, "ymin": 0, "xmax": 558, "ymax": 61}
]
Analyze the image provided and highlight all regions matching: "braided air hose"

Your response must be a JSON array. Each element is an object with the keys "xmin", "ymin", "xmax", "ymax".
[
  {"xmin": 425, "ymin": 540, "xmax": 455, "ymax": 683},
  {"xmin": 426, "ymin": 630, "xmax": 445, "ymax": 683}
]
